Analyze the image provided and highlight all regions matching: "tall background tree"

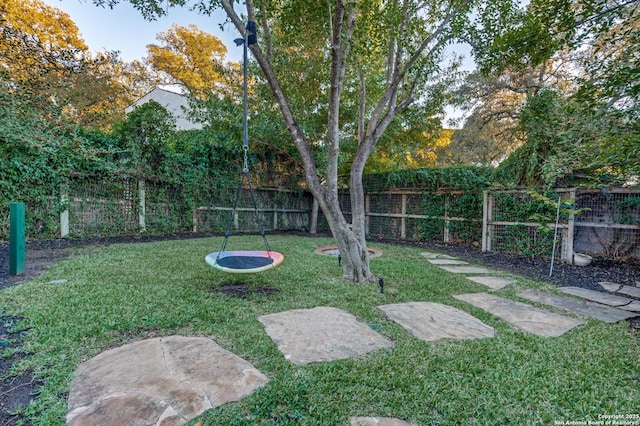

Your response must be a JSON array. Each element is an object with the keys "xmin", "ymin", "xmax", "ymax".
[
  {"xmin": 463, "ymin": 0, "xmax": 640, "ymax": 184},
  {"xmin": 1, "ymin": 0, "xmax": 157, "ymax": 130},
  {"xmin": 146, "ymin": 23, "xmax": 240, "ymax": 99}
]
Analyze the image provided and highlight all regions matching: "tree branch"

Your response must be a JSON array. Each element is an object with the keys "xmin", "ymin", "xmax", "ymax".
[
  {"xmin": 218, "ymin": 0, "xmax": 322, "ymax": 203},
  {"xmin": 327, "ymin": 0, "xmax": 357, "ymax": 198}
]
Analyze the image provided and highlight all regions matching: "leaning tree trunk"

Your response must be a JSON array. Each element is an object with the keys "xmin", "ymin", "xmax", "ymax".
[{"xmin": 220, "ymin": 0, "xmax": 375, "ymax": 282}]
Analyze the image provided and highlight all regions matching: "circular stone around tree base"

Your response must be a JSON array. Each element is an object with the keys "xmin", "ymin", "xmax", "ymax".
[{"xmin": 314, "ymin": 246, "xmax": 383, "ymax": 258}]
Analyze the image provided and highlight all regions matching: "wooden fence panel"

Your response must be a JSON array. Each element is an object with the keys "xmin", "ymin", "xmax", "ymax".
[{"xmin": 482, "ymin": 188, "xmax": 640, "ymax": 262}]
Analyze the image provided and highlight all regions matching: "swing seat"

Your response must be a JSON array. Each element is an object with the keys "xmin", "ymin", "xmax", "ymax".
[{"xmin": 205, "ymin": 250, "xmax": 284, "ymax": 273}]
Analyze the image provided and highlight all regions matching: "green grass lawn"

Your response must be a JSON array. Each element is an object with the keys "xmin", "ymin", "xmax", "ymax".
[{"xmin": 1, "ymin": 235, "xmax": 638, "ymax": 425}]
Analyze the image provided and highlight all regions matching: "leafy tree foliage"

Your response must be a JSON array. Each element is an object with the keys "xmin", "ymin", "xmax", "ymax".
[
  {"xmin": 0, "ymin": 0, "xmax": 87, "ymax": 86},
  {"xmin": 471, "ymin": 0, "xmax": 639, "ymax": 183},
  {"xmin": 146, "ymin": 24, "xmax": 240, "ymax": 99},
  {"xmin": 445, "ymin": 44, "xmax": 587, "ymax": 167},
  {"xmin": 112, "ymin": 101, "xmax": 176, "ymax": 176},
  {"xmin": 368, "ymin": 127, "xmax": 454, "ymax": 173},
  {"xmin": 570, "ymin": 1, "xmax": 640, "ymax": 179},
  {"xmin": 492, "ymin": 89, "xmax": 581, "ymax": 187},
  {"xmin": 1, "ymin": 0, "xmax": 157, "ymax": 130},
  {"xmin": 0, "ymin": 76, "xmax": 117, "ymax": 235}
]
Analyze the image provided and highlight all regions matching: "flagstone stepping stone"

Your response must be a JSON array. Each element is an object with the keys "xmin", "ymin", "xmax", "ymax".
[
  {"xmin": 66, "ymin": 335, "xmax": 268, "ymax": 426},
  {"xmin": 560, "ymin": 286, "xmax": 638, "ymax": 307},
  {"xmin": 619, "ymin": 302, "xmax": 640, "ymax": 312},
  {"xmin": 378, "ymin": 302, "xmax": 495, "ymax": 341},
  {"xmin": 621, "ymin": 286, "xmax": 640, "ymax": 298},
  {"xmin": 350, "ymin": 417, "xmax": 414, "ymax": 426},
  {"xmin": 599, "ymin": 282, "xmax": 640, "ymax": 299},
  {"xmin": 517, "ymin": 289, "xmax": 637, "ymax": 323},
  {"xmin": 439, "ymin": 265, "xmax": 492, "ymax": 274},
  {"xmin": 453, "ymin": 293, "xmax": 583, "ymax": 337},
  {"xmin": 420, "ymin": 252, "xmax": 440, "ymax": 259},
  {"xmin": 258, "ymin": 307, "xmax": 395, "ymax": 365},
  {"xmin": 600, "ymin": 282, "xmax": 622, "ymax": 292},
  {"xmin": 420, "ymin": 252, "xmax": 456, "ymax": 260},
  {"xmin": 426, "ymin": 259, "xmax": 470, "ymax": 265},
  {"xmin": 466, "ymin": 276, "xmax": 516, "ymax": 290}
]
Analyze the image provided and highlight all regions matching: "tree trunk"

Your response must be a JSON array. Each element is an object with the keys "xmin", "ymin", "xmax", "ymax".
[
  {"xmin": 220, "ymin": 0, "xmax": 375, "ymax": 282},
  {"xmin": 334, "ymin": 221, "xmax": 375, "ymax": 282},
  {"xmin": 317, "ymin": 189, "xmax": 376, "ymax": 282}
]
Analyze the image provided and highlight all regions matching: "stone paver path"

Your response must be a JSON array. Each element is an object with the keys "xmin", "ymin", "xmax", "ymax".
[
  {"xmin": 439, "ymin": 265, "xmax": 492, "ymax": 274},
  {"xmin": 66, "ymin": 336, "xmax": 268, "ymax": 426},
  {"xmin": 599, "ymin": 282, "xmax": 640, "ymax": 298},
  {"xmin": 259, "ymin": 306, "xmax": 395, "ymax": 365},
  {"xmin": 560, "ymin": 286, "xmax": 640, "ymax": 311},
  {"xmin": 466, "ymin": 276, "xmax": 516, "ymax": 290},
  {"xmin": 378, "ymin": 302, "xmax": 495, "ymax": 342},
  {"xmin": 420, "ymin": 252, "xmax": 456, "ymax": 260},
  {"xmin": 517, "ymin": 289, "xmax": 637, "ymax": 323},
  {"xmin": 454, "ymin": 293, "xmax": 583, "ymax": 337},
  {"xmin": 426, "ymin": 259, "xmax": 470, "ymax": 265}
]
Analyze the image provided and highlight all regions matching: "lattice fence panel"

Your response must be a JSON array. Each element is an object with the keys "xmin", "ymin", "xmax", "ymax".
[
  {"xmin": 68, "ymin": 178, "xmax": 138, "ymax": 236},
  {"xmin": 145, "ymin": 181, "xmax": 192, "ymax": 234},
  {"xmin": 490, "ymin": 223, "xmax": 561, "ymax": 258},
  {"xmin": 366, "ymin": 192, "xmax": 403, "ymax": 240},
  {"xmin": 574, "ymin": 189, "xmax": 640, "ymax": 259},
  {"xmin": 195, "ymin": 188, "xmax": 311, "ymax": 233},
  {"xmin": 485, "ymin": 189, "xmax": 572, "ymax": 259}
]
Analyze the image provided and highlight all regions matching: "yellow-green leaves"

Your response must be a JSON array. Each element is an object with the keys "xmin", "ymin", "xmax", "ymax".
[{"xmin": 146, "ymin": 24, "xmax": 240, "ymax": 99}]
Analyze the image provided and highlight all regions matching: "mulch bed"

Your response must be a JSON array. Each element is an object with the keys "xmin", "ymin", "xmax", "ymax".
[{"xmin": 1, "ymin": 234, "xmax": 639, "ymax": 425}]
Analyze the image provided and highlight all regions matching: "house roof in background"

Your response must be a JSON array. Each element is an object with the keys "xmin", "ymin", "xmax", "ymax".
[{"xmin": 126, "ymin": 87, "xmax": 203, "ymax": 131}]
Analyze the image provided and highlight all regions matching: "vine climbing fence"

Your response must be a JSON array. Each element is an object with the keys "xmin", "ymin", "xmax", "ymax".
[
  {"xmin": 1, "ymin": 172, "xmax": 639, "ymax": 263},
  {"xmin": 314, "ymin": 188, "xmax": 482, "ymax": 245},
  {"xmin": 482, "ymin": 187, "xmax": 640, "ymax": 262},
  {"xmin": 0, "ymin": 175, "xmax": 311, "ymax": 240}
]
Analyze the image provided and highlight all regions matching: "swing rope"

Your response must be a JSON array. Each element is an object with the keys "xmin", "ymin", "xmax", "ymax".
[{"xmin": 216, "ymin": 21, "xmax": 272, "ymax": 263}]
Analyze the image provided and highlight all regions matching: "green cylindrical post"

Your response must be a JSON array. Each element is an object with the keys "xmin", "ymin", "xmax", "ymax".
[{"xmin": 9, "ymin": 202, "xmax": 26, "ymax": 275}]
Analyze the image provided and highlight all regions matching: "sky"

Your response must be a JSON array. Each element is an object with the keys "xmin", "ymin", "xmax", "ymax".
[
  {"xmin": 41, "ymin": 0, "xmax": 245, "ymax": 62},
  {"xmin": 40, "ymin": 0, "xmax": 471, "ymax": 125}
]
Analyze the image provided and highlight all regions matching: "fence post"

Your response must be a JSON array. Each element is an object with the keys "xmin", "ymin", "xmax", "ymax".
[
  {"xmin": 192, "ymin": 205, "xmax": 198, "ymax": 233},
  {"xmin": 138, "ymin": 178, "xmax": 146, "ymax": 232},
  {"xmin": 400, "ymin": 194, "xmax": 407, "ymax": 240},
  {"xmin": 443, "ymin": 194, "xmax": 450, "ymax": 243},
  {"xmin": 365, "ymin": 193, "xmax": 370, "ymax": 236},
  {"xmin": 482, "ymin": 190, "xmax": 491, "ymax": 252},
  {"xmin": 273, "ymin": 201, "xmax": 278, "ymax": 230},
  {"xmin": 60, "ymin": 184, "xmax": 69, "ymax": 238},
  {"xmin": 9, "ymin": 202, "xmax": 26, "ymax": 276},
  {"xmin": 565, "ymin": 188, "xmax": 576, "ymax": 263}
]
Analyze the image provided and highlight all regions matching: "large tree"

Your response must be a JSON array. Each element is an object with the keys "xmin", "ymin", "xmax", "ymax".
[
  {"xmin": 146, "ymin": 24, "xmax": 240, "ymax": 99},
  {"xmin": 106, "ymin": 0, "xmax": 515, "ymax": 282},
  {"xmin": 1, "ymin": 0, "xmax": 87, "ymax": 90},
  {"xmin": 470, "ymin": 0, "xmax": 640, "ymax": 181},
  {"xmin": 1, "ymin": 0, "xmax": 157, "ymax": 130}
]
